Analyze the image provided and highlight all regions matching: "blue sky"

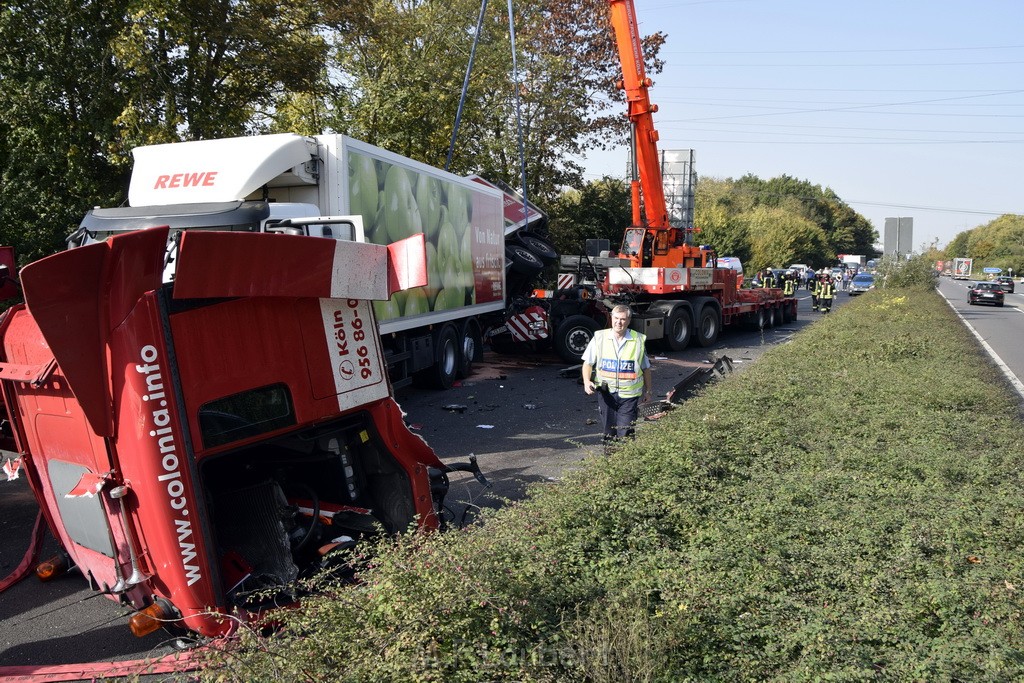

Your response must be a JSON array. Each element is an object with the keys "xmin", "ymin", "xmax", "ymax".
[{"xmin": 581, "ymin": 0, "xmax": 1024, "ymax": 251}]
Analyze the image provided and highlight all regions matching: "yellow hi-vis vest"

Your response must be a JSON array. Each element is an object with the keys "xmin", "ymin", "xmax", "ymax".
[
  {"xmin": 783, "ymin": 278, "xmax": 795, "ymax": 296},
  {"xmin": 593, "ymin": 330, "xmax": 648, "ymax": 398},
  {"xmin": 820, "ymin": 280, "xmax": 835, "ymax": 299}
]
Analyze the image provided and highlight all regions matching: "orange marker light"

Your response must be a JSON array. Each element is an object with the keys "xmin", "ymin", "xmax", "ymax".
[
  {"xmin": 129, "ymin": 601, "xmax": 173, "ymax": 638},
  {"xmin": 35, "ymin": 553, "xmax": 69, "ymax": 581}
]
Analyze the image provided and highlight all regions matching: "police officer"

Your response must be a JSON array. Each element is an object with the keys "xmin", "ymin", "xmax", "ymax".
[
  {"xmin": 581, "ymin": 305, "xmax": 652, "ymax": 447},
  {"xmin": 819, "ymin": 273, "xmax": 835, "ymax": 313}
]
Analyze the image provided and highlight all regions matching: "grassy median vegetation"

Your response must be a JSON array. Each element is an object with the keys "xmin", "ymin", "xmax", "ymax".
[{"xmin": 201, "ymin": 283, "xmax": 1024, "ymax": 681}]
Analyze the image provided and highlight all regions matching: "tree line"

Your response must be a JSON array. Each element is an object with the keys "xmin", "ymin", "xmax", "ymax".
[
  {"xmin": 1, "ymin": 0, "xmax": 660, "ymax": 262},
  {"xmin": 1, "ymin": 0, "xmax": 876, "ymax": 274},
  {"xmin": 942, "ymin": 214, "xmax": 1024, "ymax": 275},
  {"xmin": 547, "ymin": 173, "xmax": 879, "ymax": 273}
]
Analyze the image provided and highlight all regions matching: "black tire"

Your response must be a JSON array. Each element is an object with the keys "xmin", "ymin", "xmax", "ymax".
[
  {"xmin": 554, "ymin": 315, "xmax": 601, "ymax": 364},
  {"xmin": 767, "ymin": 306, "xmax": 777, "ymax": 328},
  {"xmin": 414, "ymin": 323, "xmax": 459, "ymax": 389},
  {"xmin": 752, "ymin": 307, "xmax": 768, "ymax": 330},
  {"xmin": 516, "ymin": 233, "xmax": 558, "ymax": 264},
  {"xmin": 694, "ymin": 304, "xmax": 720, "ymax": 347},
  {"xmin": 663, "ymin": 306, "xmax": 692, "ymax": 351},
  {"xmin": 457, "ymin": 318, "xmax": 482, "ymax": 379},
  {"xmin": 506, "ymin": 245, "xmax": 544, "ymax": 275}
]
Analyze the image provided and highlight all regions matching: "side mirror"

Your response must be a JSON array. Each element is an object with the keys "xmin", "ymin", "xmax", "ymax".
[
  {"xmin": 0, "ymin": 248, "xmax": 20, "ymax": 299},
  {"xmin": 266, "ymin": 225, "xmax": 307, "ymax": 237}
]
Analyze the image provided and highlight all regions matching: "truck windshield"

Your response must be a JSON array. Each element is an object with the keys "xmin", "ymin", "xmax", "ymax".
[
  {"xmin": 199, "ymin": 383, "xmax": 296, "ymax": 449},
  {"xmin": 73, "ymin": 201, "xmax": 269, "ymax": 249},
  {"xmin": 83, "ymin": 224, "xmax": 257, "ymax": 246},
  {"xmin": 621, "ymin": 228, "xmax": 645, "ymax": 257}
]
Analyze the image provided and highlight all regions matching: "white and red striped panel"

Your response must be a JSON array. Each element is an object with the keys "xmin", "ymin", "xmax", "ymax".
[{"xmin": 506, "ymin": 306, "xmax": 550, "ymax": 341}]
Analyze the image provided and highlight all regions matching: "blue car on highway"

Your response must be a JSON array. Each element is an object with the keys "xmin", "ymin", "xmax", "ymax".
[{"xmin": 848, "ymin": 272, "xmax": 875, "ymax": 295}]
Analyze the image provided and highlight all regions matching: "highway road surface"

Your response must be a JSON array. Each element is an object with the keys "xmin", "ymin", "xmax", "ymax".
[{"xmin": 936, "ymin": 275, "xmax": 1024, "ymax": 401}]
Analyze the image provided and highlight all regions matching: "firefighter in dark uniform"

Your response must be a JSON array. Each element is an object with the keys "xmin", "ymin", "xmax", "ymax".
[
  {"xmin": 762, "ymin": 269, "xmax": 776, "ymax": 289},
  {"xmin": 812, "ymin": 272, "xmax": 822, "ymax": 310},
  {"xmin": 782, "ymin": 272, "xmax": 796, "ymax": 297},
  {"xmin": 819, "ymin": 273, "xmax": 835, "ymax": 313}
]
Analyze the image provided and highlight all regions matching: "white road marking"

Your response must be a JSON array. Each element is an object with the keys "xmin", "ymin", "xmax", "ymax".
[{"xmin": 938, "ymin": 287, "xmax": 1024, "ymax": 400}]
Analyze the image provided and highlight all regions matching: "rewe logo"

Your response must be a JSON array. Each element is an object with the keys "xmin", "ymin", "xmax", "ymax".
[{"xmin": 153, "ymin": 171, "xmax": 219, "ymax": 189}]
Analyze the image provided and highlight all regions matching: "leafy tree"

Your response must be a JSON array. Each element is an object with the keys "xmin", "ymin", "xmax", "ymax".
[
  {"xmin": 729, "ymin": 174, "xmax": 876, "ymax": 261},
  {"xmin": 694, "ymin": 178, "xmax": 751, "ymax": 262},
  {"xmin": 689, "ymin": 174, "xmax": 874, "ymax": 272},
  {"xmin": 112, "ymin": 0, "xmax": 329, "ymax": 147},
  {"xmin": 0, "ymin": 0, "xmax": 131, "ymax": 261},
  {"xmin": 744, "ymin": 205, "xmax": 826, "ymax": 273},
  {"xmin": 944, "ymin": 214, "xmax": 1024, "ymax": 274},
  {"xmin": 317, "ymin": 0, "xmax": 664, "ymax": 204},
  {"xmin": 944, "ymin": 231, "xmax": 971, "ymax": 259},
  {"xmin": 547, "ymin": 176, "xmax": 631, "ymax": 255}
]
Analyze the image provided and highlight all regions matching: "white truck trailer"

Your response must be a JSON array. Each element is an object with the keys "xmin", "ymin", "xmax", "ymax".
[
  {"xmin": 952, "ymin": 257, "xmax": 973, "ymax": 280},
  {"xmin": 840, "ymin": 254, "xmax": 866, "ymax": 269},
  {"xmin": 72, "ymin": 134, "xmax": 514, "ymax": 389}
]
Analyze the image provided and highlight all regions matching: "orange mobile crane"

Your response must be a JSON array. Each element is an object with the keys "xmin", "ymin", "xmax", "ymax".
[
  {"xmin": 564, "ymin": 0, "xmax": 797, "ymax": 350},
  {"xmin": 608, "ymin": 0, "xmax": 706, "ymax": 272}
]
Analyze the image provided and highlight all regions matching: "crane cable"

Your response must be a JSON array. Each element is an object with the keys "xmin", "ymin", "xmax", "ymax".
[{"xmin": 445, "ymin": 0, "xmax": 531, "ymax": 221}]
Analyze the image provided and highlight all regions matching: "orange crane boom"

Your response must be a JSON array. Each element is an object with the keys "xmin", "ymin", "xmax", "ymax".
[
  {"xmin": 608, "ymin": 0, "xmax": 667, "ymax": 230},
  {"xmin": 607, "ymin": 0, "xmax": 707, "ymax": 270}
]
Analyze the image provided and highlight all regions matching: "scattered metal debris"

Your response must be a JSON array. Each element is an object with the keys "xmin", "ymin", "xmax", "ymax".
[{"xmin": 640, "ymin": 355, "xmax": 735, "ymax": 419}]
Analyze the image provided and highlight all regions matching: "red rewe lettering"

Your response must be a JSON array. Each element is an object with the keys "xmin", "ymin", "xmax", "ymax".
[{"xmin": 154, "ymin": 171, "xmax": 219, "ymax": 190}]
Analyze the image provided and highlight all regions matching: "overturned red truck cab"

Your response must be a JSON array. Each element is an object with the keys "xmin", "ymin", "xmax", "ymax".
[{"xmin": 0, "ymin": 226, "xmax": 482, "ymax": 639}]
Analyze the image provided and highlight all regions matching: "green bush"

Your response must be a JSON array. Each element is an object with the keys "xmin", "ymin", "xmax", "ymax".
[
  {"xmin": 876, "ymin": 253, "xmax": 939, "ymax": 290},
  {"xmin": 199, "ymin": 288, "xmax": 1024, "ymax": 681}
]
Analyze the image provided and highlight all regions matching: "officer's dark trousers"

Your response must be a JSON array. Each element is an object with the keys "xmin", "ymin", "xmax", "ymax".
[{"xmin": 597, "ymin": 390, "xmax": 639, "ymax": 443}]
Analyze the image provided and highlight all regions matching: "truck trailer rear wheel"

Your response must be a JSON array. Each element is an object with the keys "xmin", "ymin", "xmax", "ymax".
[
  {"xmin": 663, "ymin": 306, "xmax": 693, "ymax": 350},
  {"xmin": 694, "ymin": 304, "xmax": 721, "ymax": 347},
  {"xmin": 554, "ymin": 315, "xmax": 600, "ymax": 364},
  {"xmin": 751, "ymin": 307, "xmax": 768, "ymax": 331},
  {"xmin": 414, "ymin": 323, "xmax": 460, "ymax": 389},
  {"xmin": 457, "ymin": 318, "xmax": 482, "ymax": 378}
]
